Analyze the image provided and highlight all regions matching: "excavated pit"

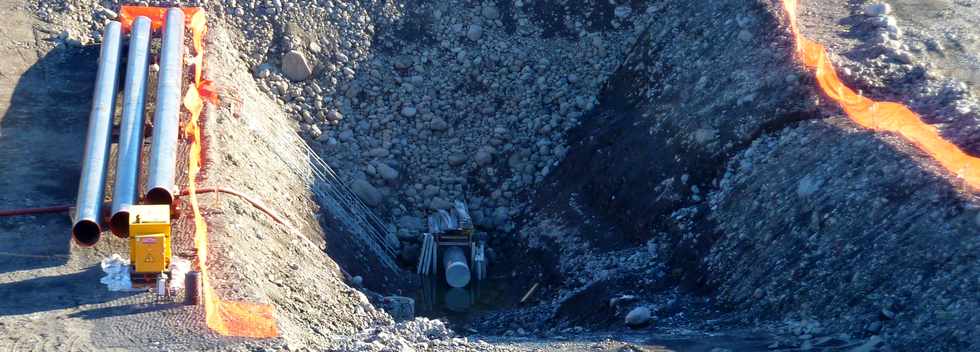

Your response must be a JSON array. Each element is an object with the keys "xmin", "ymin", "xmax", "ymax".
[
  {"xmin": 156, "ymin": 0, "xmax": 980, "ymax": 349},
  {"xmin": 4, "ymin": 0, "xmax": 979, "ymax": 350}
]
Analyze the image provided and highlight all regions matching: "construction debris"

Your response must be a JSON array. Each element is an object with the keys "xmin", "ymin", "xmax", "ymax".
[{"xmin": 99, "ymin": 254, "xmax": 141, "ymax": 292}]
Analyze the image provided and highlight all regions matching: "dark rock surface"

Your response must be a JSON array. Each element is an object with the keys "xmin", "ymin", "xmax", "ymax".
[
  {"xmin": 531, "ymin": 1, "xmax": 980, "ymax": 351},
  {"xmin": 545, "ymin": 0, "xmax": 818, "ymax": 250}
]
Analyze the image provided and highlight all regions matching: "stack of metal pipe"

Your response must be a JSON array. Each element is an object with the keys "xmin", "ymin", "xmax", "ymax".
[{"xmin": 71, "ymin": 9, "xmax": 186, "ymax": 246}]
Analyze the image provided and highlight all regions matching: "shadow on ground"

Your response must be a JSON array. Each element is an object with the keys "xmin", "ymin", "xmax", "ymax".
[
  {"xmin": 0, "ymin": 265, "xmax": 137, "ymax": 316},
  {"xmin": 68, "ymin": 301, "xmax": 181, "ymax": 320},
  {"xmin": 0, "ymin": 44, "xmax": 99, "ymax": 272}
]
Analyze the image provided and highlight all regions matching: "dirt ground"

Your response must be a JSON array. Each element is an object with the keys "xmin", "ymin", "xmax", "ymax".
[
  {"xmin": 0, "ymin": 1, "xmax": 137, "ymax": 350},
  {"xmin": 0, "ymin": 2, "xmax": 379, "ymax": 350},
  {"xmin": 0, "ymin": 2, "xmax": 259, "ymax": 350}
]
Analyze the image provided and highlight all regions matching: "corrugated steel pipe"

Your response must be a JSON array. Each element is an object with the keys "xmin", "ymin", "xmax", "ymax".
[
  {"xmin": 145, "ymin": 8, "xmax": 185, "ymax": 207},
  {"xmin": 109, "ymin": 16, "xmax": 152, "ymax": 238},
  {"xmin": 71, "ymin": 22, "xmax": 123, "ymax": 247}
]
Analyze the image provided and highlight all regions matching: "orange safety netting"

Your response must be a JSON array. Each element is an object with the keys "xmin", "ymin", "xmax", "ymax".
[
  {"xmin": 783, "ymin": 0, "xmax": 980, "ymax": 189},
  {"xmin": 119, "ymin": 6, "xmax": 201, "ymax": 32},
  {"xmin": 119, "ymin": 7, "xmax": 279, "ymax": 338}
]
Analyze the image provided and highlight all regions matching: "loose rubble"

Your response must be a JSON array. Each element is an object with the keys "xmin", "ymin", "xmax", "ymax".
[{"xmin": 329, "ymin": 318, "xmax": 494, "ymax": 352}]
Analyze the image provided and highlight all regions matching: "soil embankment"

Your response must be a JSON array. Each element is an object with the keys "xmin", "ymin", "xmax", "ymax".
[{"xmin": 534, "ymin": 1, "xmax": 980, "ymax": 350}]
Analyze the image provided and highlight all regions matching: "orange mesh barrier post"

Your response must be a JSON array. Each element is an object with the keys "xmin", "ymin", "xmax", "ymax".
[
  {"xmin": 782, "ymin": 0, "xmax": 980, "ymax": 189},
  {"xmin": 120, "ymin": 6, "xmax": 278, "ymax": 338}
]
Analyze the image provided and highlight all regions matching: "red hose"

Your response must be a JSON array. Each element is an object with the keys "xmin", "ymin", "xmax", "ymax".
[
  {"xmin": 179, "ymin": 187, "xmax": 293, "ymax": 228},
  {"xmin": 0, "ymin": 205, "xmax": 71, "ymax": 217},
  {"xmin": 0, "ymin": 188, "xmax": 291, "ymax": 231}
]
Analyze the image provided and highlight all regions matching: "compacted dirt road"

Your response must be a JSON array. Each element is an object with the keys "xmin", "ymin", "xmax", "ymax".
[{"xmin": 0, "ymin": 1, "xmax": 106, "ymax": 350}]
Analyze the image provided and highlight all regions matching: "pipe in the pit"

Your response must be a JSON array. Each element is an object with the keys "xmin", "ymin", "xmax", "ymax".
[
  {"xmin": 443, "ymin": 246, "xmax": 471, "ymax": 288},
  {"xmin": 145, "ymin": 8, "xmax": 185, "ymax": 206},
  {"xmin": 109, "ymin": 17, "xmax": 152, "ymax": 237},
  {"xmin": 71, "ymin": 22, "xmax": 123, "ymax": 247}
]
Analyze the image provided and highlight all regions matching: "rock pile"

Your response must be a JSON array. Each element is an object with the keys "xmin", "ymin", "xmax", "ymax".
[
  {"xmin": 213, "ymin": 1, "xmax": 647, "ymax": 251},
  {"xmin": 860, "ymin": 1, "xmax": 913, "ymax": 64},
  {"xmin": 329, "ymin": 318, "xmax": 494, "ymax": 352}
]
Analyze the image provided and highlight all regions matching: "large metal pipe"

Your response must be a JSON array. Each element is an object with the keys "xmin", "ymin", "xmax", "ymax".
[
  {"xmin": 443, "ymin": 246, "xmax": 471, "ymax": 288},
  {"xmin": 71, "ymin": 22, "xmax": 124, "ymax": 247},
  {"xmin": 145, "ymin": 8, "xmax": 185, "ymax": 206},
  {"xmin": 109, "ymin": 17, "xmax": 152, "ymax": 237}
]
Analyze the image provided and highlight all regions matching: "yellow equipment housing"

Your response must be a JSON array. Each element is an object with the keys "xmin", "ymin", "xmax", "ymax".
[{"xmin": 128, "ymin": 204, "xmax": 172, "ymax": 274}]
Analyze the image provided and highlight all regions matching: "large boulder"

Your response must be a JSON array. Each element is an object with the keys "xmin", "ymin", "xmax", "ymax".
[
  {"xmin": 281, "ymin": 50, "xmax": 313, "ymax": 81},
  {"xmin": 624, "ymin": 306, "xmax": 652, "ymax": 327},
  {"xmin": 351, "ymin": 179, "xmax": 383, "ymax": 207}
]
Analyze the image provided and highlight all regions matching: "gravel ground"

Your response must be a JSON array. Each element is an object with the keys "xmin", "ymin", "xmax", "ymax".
[
  {"xmin": 519, "ymin": 0, "xmax": 979, "ymax": 351},
  {"xmin": 184, "ymin": 25, "xmax": 393, "ymax": 349},
  {"xmin": 3, "ymin": 0, "xmax": 979, "ymax": 351},
  {"xmin": 794, "ymin": 0, "xmax": 980, "ymax": 152}
]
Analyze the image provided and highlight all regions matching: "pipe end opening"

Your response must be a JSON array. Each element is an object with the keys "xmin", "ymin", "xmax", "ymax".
[
  {"xmin": 146, "ymin": 187, "xmax": 174, "ymax": 206},
  {"xmin": 445, "ymin": 263, "xmax": 471, "ymax": 288},
  {"xmin": 72, "ymin": 220, "xmax": 102, "ymax": 247},
  {"xmin": 109, "ymin": 212, "xmax": 130, "ymax": 238}
]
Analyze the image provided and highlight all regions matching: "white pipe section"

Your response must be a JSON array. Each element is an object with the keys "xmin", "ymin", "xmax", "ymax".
[{"xmin": 443, "ymin": 246, "xmax": 471, "ymax": 288}]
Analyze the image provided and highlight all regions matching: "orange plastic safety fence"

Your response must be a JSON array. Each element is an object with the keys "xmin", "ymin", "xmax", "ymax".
[
  {"xmin": 120, "ymin": 7, "xmax": 278, "ymax": 338},
  {"xmin": 783, "ymin": 0, "xmax": 980, "ymax": 189},
  {"xmin": 118, "ymin": 6, "xmax": 201, "ymax": 32}
]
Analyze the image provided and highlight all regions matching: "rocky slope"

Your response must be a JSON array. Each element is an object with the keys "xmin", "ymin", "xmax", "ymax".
[
  {"xmin": 188, "ymin": 24, "xmax": 394, "ymax": 348},
  {"xmin": 528, "ymin": 0, "xmax": 980, "ymax": 351},
  {"xmin": 707, "ymin": 117, "xmax": 979, "ymax": 350}
]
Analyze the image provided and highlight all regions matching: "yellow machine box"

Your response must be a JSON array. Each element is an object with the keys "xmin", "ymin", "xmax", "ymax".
[{"xmin": 128, "ymin": 205, "xmax": 172, "ymax": 274}]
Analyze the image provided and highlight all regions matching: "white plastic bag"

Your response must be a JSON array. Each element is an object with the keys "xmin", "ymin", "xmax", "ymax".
[
  {"xmin": 99, "ymin": 254, "xmax": 142, "ymax": 292},
  {"xmin": 168, "ymin": 257, "xmax": 191, "ymax": 290}
]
